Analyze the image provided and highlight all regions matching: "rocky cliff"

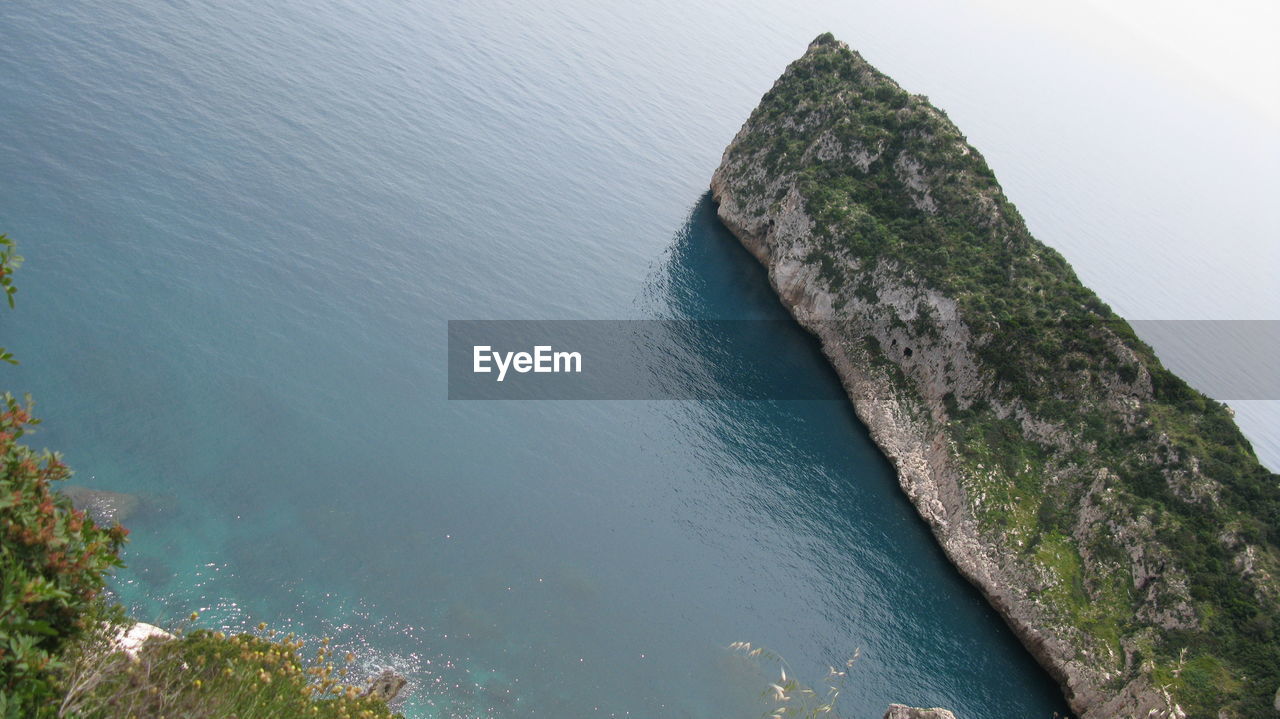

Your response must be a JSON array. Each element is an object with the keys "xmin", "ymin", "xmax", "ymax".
[{"xmin": 712, "ymin": 34, "xmax": 1279, "ymax": 719}]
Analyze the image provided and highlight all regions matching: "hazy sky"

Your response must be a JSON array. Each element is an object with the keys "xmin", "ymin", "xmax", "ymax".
[{"xmin": 980, "ymin": 0, "xmax": 1280, "ymax": 126}]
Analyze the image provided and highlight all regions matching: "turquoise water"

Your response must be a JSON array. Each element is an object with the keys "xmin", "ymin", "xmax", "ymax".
[{"xmin": 1, "ymin": 1, "xmax": 1274, "ymax": 717}]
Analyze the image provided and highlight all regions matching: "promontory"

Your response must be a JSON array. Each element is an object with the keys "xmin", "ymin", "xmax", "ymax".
[{"xmin": 712, "ymin": 33, "xmax": 1278, "ymax": 719}]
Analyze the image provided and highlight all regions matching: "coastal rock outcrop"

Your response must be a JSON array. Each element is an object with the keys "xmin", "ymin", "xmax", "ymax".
[
  {"xmin": 113, "ymin": 622, "xmax": 175, "ymax": 658},
  {"xmin": 363, "ymin": 669, "xmax": 407, "ymax": 703},
  {"xmin": 712, "ymin": 33, "xmax": 1279, "ymax": 719},
  {"xmin": 63, "ymin": 485, "xmax": 140, "ymax": 525},
  {"xmin": 884, "ymin": 705, "xmax": 957, "ymax": 719}
]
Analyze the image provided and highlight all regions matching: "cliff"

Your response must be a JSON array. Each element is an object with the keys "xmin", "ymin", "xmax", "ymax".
[{"xmin": 711, "ymin": 34, "xmax": 1279, "ymax": 719}]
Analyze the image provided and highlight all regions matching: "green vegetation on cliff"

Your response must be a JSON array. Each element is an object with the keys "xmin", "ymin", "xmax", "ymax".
[{"xmin": 715, "ymin": 34, "xmax": 1279, "ymax": 718}]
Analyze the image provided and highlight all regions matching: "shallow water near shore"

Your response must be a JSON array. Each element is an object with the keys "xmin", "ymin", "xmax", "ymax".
[{"xmin": 1, "ymin": 0, "xmax": 1274, "ymax": 717}]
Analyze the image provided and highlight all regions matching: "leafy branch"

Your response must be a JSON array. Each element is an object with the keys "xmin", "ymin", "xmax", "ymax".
[{"xmin": 0, "ymin": 233, "xmax": 24, "ymax": 364}]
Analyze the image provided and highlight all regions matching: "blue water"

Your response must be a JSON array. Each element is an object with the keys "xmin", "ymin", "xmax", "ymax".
[{"xmin": 2, "ymin": 1, "xmax": 1275, "ymax": 717}]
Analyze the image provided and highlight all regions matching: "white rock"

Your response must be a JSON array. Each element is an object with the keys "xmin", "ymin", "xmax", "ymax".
[
  {"xmin": 113, "ymin": 622, "xmax": 174, "ymax": 658},
  {"xmin": 884, "ymin": 704, "xmax": 958, "ymax": 719}
]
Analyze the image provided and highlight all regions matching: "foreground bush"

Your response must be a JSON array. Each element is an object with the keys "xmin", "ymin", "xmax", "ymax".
[
  {"xmin": 59, "ymin": 623, "xmax": 402, "ymax": 719},
  {"xmin": 0, "ymin": 395, "xmax": 128, "ymax": 717}
]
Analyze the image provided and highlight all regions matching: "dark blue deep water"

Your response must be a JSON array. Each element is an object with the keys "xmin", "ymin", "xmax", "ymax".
[{"xmin": 2, "ymin": 1, "xmax": 1275, "ymax": 717}]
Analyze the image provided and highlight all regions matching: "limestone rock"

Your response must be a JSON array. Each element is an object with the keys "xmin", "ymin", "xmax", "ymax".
[
  {"xmin": 711, "ymin": 31, "xmax": 1279, "ymax": 719},
  {"xmin": 113, "ymin": 622, "xmax": 174, "ymax": 658},
  {"xmin": 884, "ymin": 705, "xmax": 957, "ymax": 719},
  {"xmin": 362, "ymin": 669, "xmax": 407, "ymax": 703}
]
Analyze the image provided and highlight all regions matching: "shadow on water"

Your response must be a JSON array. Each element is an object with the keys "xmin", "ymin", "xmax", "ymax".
[{"xmin": 641, "ymin": 193, "xmax": 1074, "ymax": 719}]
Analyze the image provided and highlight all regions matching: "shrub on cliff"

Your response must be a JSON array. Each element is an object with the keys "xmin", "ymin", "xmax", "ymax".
[
  {"xmin": 0, "ymin": 398, "xmax": 129, "ymax": 715},
  {"xmin": 0, "ymin": 235, "xmax": 21, "ymax": 366},
  {"xmin": 0, "ymin": 235, "xmax": 129, "ymax": 717},
  {"xmin": 59, "ymin": 624, "xmax": 403, "ymax": 719}
]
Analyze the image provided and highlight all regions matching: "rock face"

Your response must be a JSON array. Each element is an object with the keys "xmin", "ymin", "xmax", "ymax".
[
  {"xmin": 712, "ymin": 33, "xmax": 1279, "ymax": 719},
  {"xmin": 884, "ymin": 705, "xmax": 957, "ymax": 719},
  {"xmin": 63, "ymin": 485, "xmax": 140, "ymax": 525},
  {"xmin": 362, "ymin": 669, "xmax": 407, "ymax": 703},
  {"xmin": 113, "ymin": 622, "xmax": 174, "ymax": 658}
]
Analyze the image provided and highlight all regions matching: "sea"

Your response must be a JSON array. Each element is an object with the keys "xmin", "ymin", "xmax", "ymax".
[{"xmin": 2, "ymin": 1, "xmax": 1275, "ymax": 717}]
